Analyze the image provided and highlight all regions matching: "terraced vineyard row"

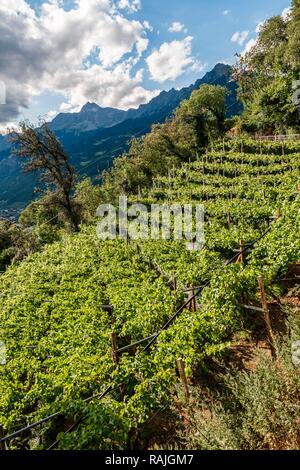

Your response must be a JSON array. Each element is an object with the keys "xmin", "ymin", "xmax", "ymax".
[{"xmin": 0, "ymin": 139, "xmax": 299, "ymax": 449}]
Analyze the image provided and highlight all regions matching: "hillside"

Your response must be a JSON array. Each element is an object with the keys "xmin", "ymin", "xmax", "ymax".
[
  {"xmin": 0, "ymin": 64, "xmax": 242, "ymax": 213},
  {"xmin": 0, "ymin": 137, "xmax": 299, "ymax": 450}
]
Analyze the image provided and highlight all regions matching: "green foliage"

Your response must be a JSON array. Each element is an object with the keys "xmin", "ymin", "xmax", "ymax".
[
  {"xmin": 242, "ymin": 76, "xmax": 299, "ymax": 133},
  {"xmin": 180, "ymin": 301, "xmax": 300, "ymax": 450},
  {"xmin": 235, "ymin": 1, "xmax": 300, "ymax": 133},
  {"xmin": 100, "ymin": 85, "xmax": 228, "ymax": 202},
  {"xmin": 0, "ymin": 219, "xmax": 42, "ymax": 269},
  {"xmin": 10, "ymin": 121, "xmax": 81, "ymax": 232},
  {"xmin": 0, "ymin": 137, "xmax": 299, "ymax": 449},
  {"xmin": 74, "ymin": 178, "xmax": 102, "ymax": 224},
  {"xmin": 286, "ymin": 0, "xmax": 300, "ymax": 71}
]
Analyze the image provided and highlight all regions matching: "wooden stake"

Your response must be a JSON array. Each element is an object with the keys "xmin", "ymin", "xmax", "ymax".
[
  {"xmin": 237, "ymin": 239, "xmax": 245, "ymax": 263},
  {"xmin": 109, "ymin": 332, "xmax": 125, "ymax": 398},
  {"xmin": 187, "ymin": 285, "xmax": 196, "ymax": 312},
  {"xmin": 109, "ymin": 332, "xmax": 119, "ymax": 366},
  {"xmin": 173, "ymin": 273, "xmax": 177, "ymax": 292},
  {"xmin": 177, "ymin": 358, "xmax": 190, "ymax": 402},
  {"xmin": 0, "ymin": 426, "xmax": 7, "ymax": 450},
  {"xmin": 258, "ymin": 276, "xmax": 276, "ymax": 356}
]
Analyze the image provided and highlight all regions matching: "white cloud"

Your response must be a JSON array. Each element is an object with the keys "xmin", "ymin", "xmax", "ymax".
[
  {"xmin": 0, "ymin": 122, "xmax": 19, "ymax": 135},
  {"xmin": 231, "ymin": 30, "xmax": 249, "ymax": 46},
  {"xmin": 241, "ymin": 38, "xmax": 257, "ymax": 56},
  {"xmin": 223, "ymin": 10, "xmax": 231, "ymax": 16},
  {"xmin": 143, "ymin": 20, "xmax": 153, "ymax": 32},
  {"xmin": 168, "ymin": 21, "xmax": 187, "ymax": 33},
  {"xmin": 0, "ymin": 0, "xmax": 156, "ymax": 124},
  {"xmin": 56, "ymin": 63, "xmax": 159, "ymax": 111},
  {"xmin": 281, "ymin": 7, "xmax": 291, "ymax": 21},
  {"xmin": 44, "ymin": 109, "xmax": 59, "ymax": 121},
  {"xmin": 118, "ymin": 0, "xmax": 141, "ymax": 13},
  {"xmin": 146, "ymin": 36, "xmax": 205, "ymax": 83},
  {"xmin": 255, "ymin": 21, "xmax": 265, "ymax": 33}
]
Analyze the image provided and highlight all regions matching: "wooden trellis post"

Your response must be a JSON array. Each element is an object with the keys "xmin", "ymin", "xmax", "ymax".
[
  {"xmin": 173, "ymin": 273, "xmax": 177, "ymax": 292},
  {"xmin": 227, "ymin": 212, "xmax": 232, "ymax": 227},
  {"xmin": 109, "ymin": 332, "xmax": 119, "ymax": 366},
  {"xmin": 187, "ymin": 285, "xmax": 197, "ymax": 312},
  {"xmin": 177, "ymin": 358, "xmax": 190, "ymax": 402},
  {"xmin": 236, "ymin": 239, "xmax": 245, "ymax": 263},
  {"xmin": 0, "ymin": 426, "xmax": 7, "ymax": 450},
  {"xmin": 109, "ymin": 332, "xmax": 126, "ymax": 399},
  {"xmin": 258, "ymin": 276, "xmax": 276, "ymax": 356}
]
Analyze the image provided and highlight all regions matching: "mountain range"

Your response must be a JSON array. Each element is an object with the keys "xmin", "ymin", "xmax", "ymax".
[{"xmin": 0, "ymin": 63, "xmax": 242, "ymax": 213}]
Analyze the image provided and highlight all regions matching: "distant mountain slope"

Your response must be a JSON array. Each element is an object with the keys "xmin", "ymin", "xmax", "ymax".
[
  {"xmin": 50, "ymin": 63, "xmax": 241, "ymax": 133},
  {"xmin": 57, "ymin": 111, "xmax": 168, "ymax": 178},
  {"xmin": 50, "ymin": 103, "xmax": 127, "ymax": 132},
  {"xmin": 127, "ymin": 63, "xmax": 241, "ymax": 121},
  {"xmin": 0, "ymin": 63, "xmax": 242, "ymax": 211}
]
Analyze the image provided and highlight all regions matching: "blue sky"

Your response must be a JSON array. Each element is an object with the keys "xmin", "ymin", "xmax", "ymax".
[{"xmin": 0, "ymin": 0, "xmax": 291, "ymax": 130}]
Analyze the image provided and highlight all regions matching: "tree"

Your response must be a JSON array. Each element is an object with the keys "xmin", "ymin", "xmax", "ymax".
[
  {"xmin": 175, "ymin": 84, "xmax": 228, "ymax": 147},
  {"xmin": 10, "ymin": 122, "xmax": 80, "ymax": 232},
  {"xmin": 234, "ymin": 2, "xmax": 300, "ymax": 133},
  {"xmin": 0, "ymin": 219, "xmax": 38, "ymax": 269},
  {"xmin": 74, "ymin": 178, "xmax": 102, "ymax": 223},
  {"xmin": 100, "ymin": 84, "xmax": 228, "ymax": 201},
  {"xmin": 286, "ymin": 0, "xmax": 300, "ymax": 73}
]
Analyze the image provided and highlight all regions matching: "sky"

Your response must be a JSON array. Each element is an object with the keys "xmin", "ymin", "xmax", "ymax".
[{"xmin": 0, "ymin": 0, "xmax": 291, "ymax": 132}]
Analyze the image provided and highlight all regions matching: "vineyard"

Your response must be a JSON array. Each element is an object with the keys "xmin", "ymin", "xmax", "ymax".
[{"xmin": 0, "ymin": 138, "xmax": 300, "ymax": 450}]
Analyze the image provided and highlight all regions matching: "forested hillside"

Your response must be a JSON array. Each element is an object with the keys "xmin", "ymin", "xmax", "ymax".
[{"xmin": 0, "ymin": 64, "xmax": 240, "ymax": 212}]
